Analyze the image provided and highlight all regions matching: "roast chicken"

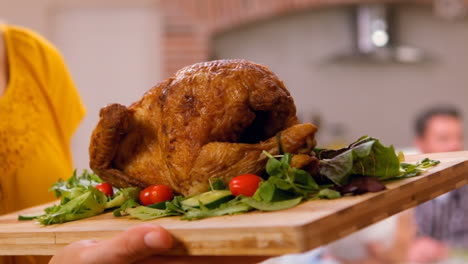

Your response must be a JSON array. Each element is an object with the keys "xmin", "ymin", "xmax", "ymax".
[{"xmin": 89, "ymin": 59, "xmax": 317, "ymax": 196}]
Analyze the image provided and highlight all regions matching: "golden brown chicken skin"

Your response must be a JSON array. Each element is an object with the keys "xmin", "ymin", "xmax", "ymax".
[{"xmin": 89, "ymin": 59, "xmax": 317, "ymax": 196}]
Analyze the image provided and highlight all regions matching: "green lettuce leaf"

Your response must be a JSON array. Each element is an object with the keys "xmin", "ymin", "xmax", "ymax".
[
  {"xmin": 50, "ymin": 170, "xmax": 103, "ymax": 204},
  {"xmin": 38, "ymin": 188, "xmax": 107, "ymax": 225},
  {"xmin": 319, "ymin": 136, "xmax": 400, "ymax": 186},
  {"xmin": 400, "ymin": 158, "xmax": 441, "ymax": 177},
  {"xmin": 316, "ymin": 188, "xmax": 341, "ymax": 199},
  {"xmin": 126, "ymin": 206, "xmax": 180, "ymax": 220},
  {"xmin": 261, "ymin": 151, "xmax": 319, "ymax": 198},
  {"xmin": 32, "ymin": 170, "xmax": 139, "ymax": 225},
  {"xmin": 105, "ymin": 187, "xmax": 140, "ymax": 209},
  {"xmin": 113, "ymin": 199, "xmax": 139, "ymax": 217},
  {"xmin": 209, "ymin": 178, "xmax": 227, "ymax": 191},
  {"xmin": 182, "ymin": 199, "xmax": 252, "ymax": 220},
  {"xmin": 242, "ymin": 197, "xmax": 302, "ymax": 211}
]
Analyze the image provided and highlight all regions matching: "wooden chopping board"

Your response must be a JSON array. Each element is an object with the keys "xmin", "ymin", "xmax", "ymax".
[{"xmin": 0, "ymin": 151, "xmax": 467, "ymax": 256}]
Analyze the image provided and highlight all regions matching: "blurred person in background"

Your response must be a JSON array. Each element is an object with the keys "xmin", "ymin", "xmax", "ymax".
[
  {"xmin": 0, "ymin": 22, "xmax": 85, "ymax": 264},
  {"xmin": 408, "ymin": 105, "xmax": 467, "ymax": 263},
  {"xmin": 321, "ymin": 105, "xmax": 466, "ymax": 264}
]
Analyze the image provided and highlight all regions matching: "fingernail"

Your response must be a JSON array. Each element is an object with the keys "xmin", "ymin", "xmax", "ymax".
[{"xmin": 144, "ymin": 231, "xmax": 166, "ymax": 249}]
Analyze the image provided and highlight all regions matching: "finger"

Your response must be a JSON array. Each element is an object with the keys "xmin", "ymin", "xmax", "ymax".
[
  {"xmin": 49, "ymin": 240, "xmax": 99, "ymax": 264},
  {"xmin": 69, "ymin": 239, "xmax": 99, "ymax": 248},
  {"xmin": 82, "ymin": 224, "xmax": 173, "ymax": 264}
]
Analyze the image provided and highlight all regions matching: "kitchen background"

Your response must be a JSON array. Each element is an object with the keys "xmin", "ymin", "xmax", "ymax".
[{"xmin": 1, "ymin": 0, "xmax": 467, "ymax": 170}]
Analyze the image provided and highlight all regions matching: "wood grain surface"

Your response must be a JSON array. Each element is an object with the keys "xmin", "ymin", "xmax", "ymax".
[{"xmin": 0, "ymin": 151, "xmax": 467, "ymax": 256}]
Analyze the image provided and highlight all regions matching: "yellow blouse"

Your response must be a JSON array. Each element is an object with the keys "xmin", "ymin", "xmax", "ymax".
[{"xmin": 0, "ymin": 24, "xmax": 85, "ymax": 214}]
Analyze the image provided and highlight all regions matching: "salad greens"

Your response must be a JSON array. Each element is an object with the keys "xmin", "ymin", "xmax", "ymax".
[
  {"xmin": 263, "ymin": 152, "xmax": 319, "ymax": 197},
  {"xmin": 125, "ymin": 136, "xmax": 439, "ymax": 221},
  {"xmin": 242, "ymin": 196, "xmax": 302, "ymax": 211},
  {"xmin": 340, "ymin": 176, "xmax": 386, "ymax": 195},
  {"xmin": 316, "ymin": 136, "xmax": 439, "ymax": 186},
  {"xmin": 20, "ymin": 170, "xmax": 140, "ymax": 225},
  {"xmin": 105, "ymin": 187, "xmax": 140, "ymax": 209},
  {"xmin": 20, "ymin": 136, "xmax": 440, "ymax": 225},
  {"xmin": 50, "ymin": 170, "xmax": 103, "ymax": 204},
  {"xmin": 316, "ymin": 188, "xmax": 341, "ymax": 199},
  {"xmin": 400, "ymin": 158, "xmax": 440, "ymax": 177},
  {"xmin": 181, "ymin": 198, "xmax": 252, "ymax": 220},
  {"xmin": 125, "ymin": 206, "xmax": 180, "ymax": 220},
  {"xmin": 38, "ymin": 188, "xmax": 107, "ymax": 225},
  {"xmin": 317, "ymin": 136, "xmax": 401, "ymax": 186}
]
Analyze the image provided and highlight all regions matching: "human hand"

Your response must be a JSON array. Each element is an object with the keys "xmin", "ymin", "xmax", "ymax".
[
  {"xmin": 50, "ymin": 223, "xmax": 267, "ymax": 264},
  {"xmin": 49, "ymin": 224, "xmax": 173, "ymax": 264},
  {"xmin": 407, "ymin": 236, "xmax": 448, "ymax": 263}
]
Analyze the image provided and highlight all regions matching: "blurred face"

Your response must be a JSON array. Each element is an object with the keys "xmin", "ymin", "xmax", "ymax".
[{"xmin": 415, "ymin": 115, "xmax": 464, "ymax": 153}]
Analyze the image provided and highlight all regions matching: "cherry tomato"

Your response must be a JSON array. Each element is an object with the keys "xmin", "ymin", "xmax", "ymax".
[
  {"xmin": 95, "ymin": 183, "xmax": 114, "ymax": 197},
  {"xmin": 229, "ymin": 174, "xmax": 262, "ymax": 197},
  {"xmin": 139, "ymin": 185, "xmax": 174, "ymax": 206}
]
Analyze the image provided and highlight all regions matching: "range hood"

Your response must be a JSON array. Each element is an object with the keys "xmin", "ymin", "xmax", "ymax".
[{"xmin": 331, "ymin": 4, "xmax": 427, "ymax": 64}]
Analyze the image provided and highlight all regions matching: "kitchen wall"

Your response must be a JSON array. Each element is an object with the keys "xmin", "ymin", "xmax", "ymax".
[
  {"xmin": 213, "ymin": 5, "xmax": 468, "ymax": 150},
  {"xmin": 0, "ymin": 0, "xmax": 159, "ymax": 36}
]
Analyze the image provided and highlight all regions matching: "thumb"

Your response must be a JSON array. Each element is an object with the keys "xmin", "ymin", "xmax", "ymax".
[{"xmin": 83, "ymin": 224, "xmax": 173, "ymax": 264}]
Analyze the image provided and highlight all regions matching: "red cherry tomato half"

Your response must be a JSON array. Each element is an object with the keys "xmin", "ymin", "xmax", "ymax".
[
  {"xmin": 229, "ymin": 174, "xmax": 262, "ymax": 197},
  {"xmin": 139, "ymin": 185, "xmax": 174, "ymax": 206},
  {"xmin": 95, "ymin": 183, "xmax": 114, "ymax": 197}
]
